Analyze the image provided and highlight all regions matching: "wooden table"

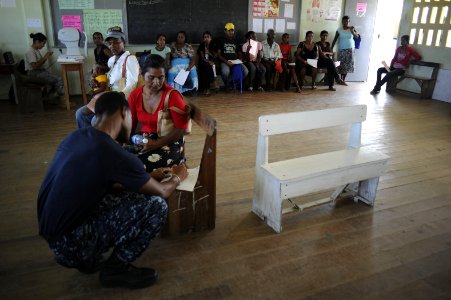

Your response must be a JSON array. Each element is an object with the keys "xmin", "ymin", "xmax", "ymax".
[
  {"xmin": 0, "ymin": 63, "xmax": 18, "ymax": 104},
  {"xmin": 59, "ymin": 61, "xmax": 87, "ymax": 110}
]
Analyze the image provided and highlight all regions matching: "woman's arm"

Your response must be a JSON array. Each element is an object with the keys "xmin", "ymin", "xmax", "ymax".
[
  {"xmin": 31, "ymin": 51, "xmax": 52, "ymax": 70},
  {"xmin": 331, "ymin": 31, "xmax": 339, "ymax": 50},
  {"xmin": 295, "ymin": 45, "xmax": 305, "ymax": 64},
  {"xmin": 122, "ymin": 55, "xmax": 140, "ymax": 98}
]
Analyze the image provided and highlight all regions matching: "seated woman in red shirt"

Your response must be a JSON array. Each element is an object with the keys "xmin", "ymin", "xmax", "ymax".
[
  {"xmin": 127, "ymin": 54, "xmax": 190, "ymax": 172},
  {"xmin": 370, "ymin": 34, "xmax": 421, "ymax": 94}
]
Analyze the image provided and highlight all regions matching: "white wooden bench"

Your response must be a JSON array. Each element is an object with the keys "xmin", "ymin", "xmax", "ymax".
[{"xmin": 252, "ymin": 105, "xmax": 390, "ymax": 233}]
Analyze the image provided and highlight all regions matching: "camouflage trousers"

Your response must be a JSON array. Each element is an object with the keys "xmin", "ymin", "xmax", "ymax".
[{"xmin": 48, "ymin": 191, "xmax": 168, "ymax": 267}]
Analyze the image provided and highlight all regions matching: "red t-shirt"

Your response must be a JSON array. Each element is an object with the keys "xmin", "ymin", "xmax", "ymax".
[
  {"xmin": 128, "ymin": 83, "xmax": 189, "ymax": 133},
  {"xmin": 279, "ymin": 43, "xmax": 292, "ymax": 61}
]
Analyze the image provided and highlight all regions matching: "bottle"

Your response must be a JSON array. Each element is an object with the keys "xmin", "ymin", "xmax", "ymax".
[{"xmin": 131, "ymin": 134, "xmax": 148, "ymax": 145}]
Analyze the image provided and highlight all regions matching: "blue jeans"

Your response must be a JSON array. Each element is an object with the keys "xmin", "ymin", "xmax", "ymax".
[{"xmin": 75, "ymin": 105, "xmax": 96, "ymax": 129}]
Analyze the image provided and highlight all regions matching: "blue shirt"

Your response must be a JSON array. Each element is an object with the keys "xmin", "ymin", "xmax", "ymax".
[
  {"xmin": 37, "ymin": 127, "xmax": 150, "ymax": 240},
  {"xmin": 337, "ymin": 28, "xmax": 355, "ymax": 50}
]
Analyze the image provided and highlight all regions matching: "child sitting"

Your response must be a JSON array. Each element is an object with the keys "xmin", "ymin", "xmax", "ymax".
[{"xmin": 76, "ymin": 64, "xmax": 110, "ymax": 127}]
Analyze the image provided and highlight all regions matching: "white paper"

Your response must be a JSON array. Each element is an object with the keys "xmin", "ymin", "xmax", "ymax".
[
  {"xmin": 249, "ymin": 39, "xmax": 258, "ymax": 57},
  {"xmin": 335, "ymin": 61, "xmax": 341, "ymax": 67},
  {"xmin": 0, "ymin": 0, "xmax": 16, "ymax": 7},
  {"xmin": 286, "ymin": 22, "xmax": 296, "ymax": 30},
  {"xmin": 174, "ymin": 69, "xmax": 189, "ymax": 86},
  {"xmin": 252, "ymin": 18, "xmax": 263, "ymax": 33},
  {"xmin": 275, "ymin": 19, "xmax": 285, "ymax": 33},
  {"xmin": 288, "ymin": 62, "xmax": 296, "ymax": 66},
  {"xmin": 176, "ymin": 167, "xmax": 200, "ymax": 192},
  {"xmin": 264, "ymin": 19, "xmax": 274, "ymax": 34},
  {"xmin": 228, "ymin": 59, "xmax": 243, "ymax": 65},
  {"xmin": 281, "ymin": 0, "xmax": 289, "ymax": 2},
  {"xmin": 284, "ymin": 3, "xmax": 294, "ymax": 18},
  {"xmin": 27, "ymin": 18, "xmax": 42, "ymax": 28},
  {"xmin": 382, "ymin": 60, "xmax": 390, "ymax": 72},
  {"xmin": 307, "ymin": 59, "xmax": 318, "ymax": 68}
]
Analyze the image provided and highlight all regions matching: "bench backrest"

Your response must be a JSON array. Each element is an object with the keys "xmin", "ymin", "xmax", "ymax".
[
  {"xmin": 256, "ymin": 105, "xmax": 367, "ymax": 165},
  {"xmin": 406, "ymin": 61, "xmax": 440, "ymax": 80}
]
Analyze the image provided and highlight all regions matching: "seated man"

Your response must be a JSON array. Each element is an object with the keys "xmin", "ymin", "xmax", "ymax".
[
  {"xmin": 37, "ymin": 92, "xmax": 188, "ymax": 289},
  {"xmin": 216, "ymin": 22, "xmax": 249, "ymax": 90},
  {"xmin": 370, "ymin": 35, "xmax": 421, "ymax": 94},
  {"xmin": 261, "ymin": 29, "xmax": 285, "ymax": 91}
]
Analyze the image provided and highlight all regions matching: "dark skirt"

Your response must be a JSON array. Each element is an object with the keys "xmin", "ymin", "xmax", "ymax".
[{"xmin": 124, "ymin": 133, "xmax": 186, "ymax": 172}]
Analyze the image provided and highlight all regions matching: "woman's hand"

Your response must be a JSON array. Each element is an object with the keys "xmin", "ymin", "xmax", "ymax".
[
  {"xmin": 172, "ymin": 163, "xmax": 188, "ymax": 182},
  {"xmin": 150, "ymin": 167, "xmax": 172, "ymax": 181},
  {"xmin": 139, "ymin": 139, "xmax": 161, "ymax": 153}
]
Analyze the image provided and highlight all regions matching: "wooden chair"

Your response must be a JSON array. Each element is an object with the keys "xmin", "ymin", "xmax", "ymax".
[{"xmin": 162, "ymin": 101, "xmax": 217, "ymax": 236}]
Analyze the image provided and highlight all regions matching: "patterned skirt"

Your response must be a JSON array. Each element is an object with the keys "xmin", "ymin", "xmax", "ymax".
[
  {"xmin": 337, "ymin": 48, "xmax": 355, "ymax": 74},
  {"xmin": 124, "ymin": 133, "xmax": 186, "ymax": 172}
]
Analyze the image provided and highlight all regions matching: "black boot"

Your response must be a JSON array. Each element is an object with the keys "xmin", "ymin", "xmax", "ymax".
[{"xmin": 99, "ymin": 253, "xmax": 159, "ymax": 289}]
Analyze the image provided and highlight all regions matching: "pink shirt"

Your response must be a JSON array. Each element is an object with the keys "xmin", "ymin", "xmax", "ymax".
[{"xmin": 242, "ymin": 40, "xmax": 262, "ymax": 62}]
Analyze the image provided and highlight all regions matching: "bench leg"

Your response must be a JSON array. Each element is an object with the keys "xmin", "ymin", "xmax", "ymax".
[
  {"xmin": 355, "ymin": 177, "xmax": 380, "ymax": 206},
  {"xmin": 252, "ymin": 170, "xmax": 283, "ymax": 233}
]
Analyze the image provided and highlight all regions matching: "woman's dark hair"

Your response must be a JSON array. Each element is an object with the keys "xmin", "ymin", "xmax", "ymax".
[
  {"xmin": 29, "ymin": 33, "xmax": 47, "ymax": 43},
  {"xmin": 141, "ymin": 54, "xmax": 165, "ymax": 75},
  {"xmin": 401, "ymin": 35, "xmax": 410, "ymax": 43},
  {"xmin": 203, "ymin": 31, "xmax": 212, "ymax": 38},
  {"xmin": 282, "ymin": 33, "xmax": 289, "ymax": 39},
  {"xmin": 94, "ymin": 91, "xmax": 129, "ymax": 117},
  {"xmin": 176, "ymin": 31, "xmax": 188, "ymax": 43},
  {"xmin": 245, "ymin": 31, "xmax": 255, "ymax": 39},
  {"xmin": 92, "ymin": 32, "xmax": 103, "ymax": 39},
  {"xmin": 342, "ymin": 15, "xmax": 350, "ymax": 21},
  {"xmin": 156, "ymin": 33, "xmax": 166, "ymax": 41},
  {"xmin": 305, "ymin": 31, "xmax": 314, "ymax": 38},
  {"xmin": 320, "ymin": 30, "xmax": 328, "ymax": 36}
]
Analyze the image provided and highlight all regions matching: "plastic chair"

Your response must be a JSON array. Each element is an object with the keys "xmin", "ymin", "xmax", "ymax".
[{"xmin": 230, "ymin": 64, "xmax": 243, "ymax": 94}]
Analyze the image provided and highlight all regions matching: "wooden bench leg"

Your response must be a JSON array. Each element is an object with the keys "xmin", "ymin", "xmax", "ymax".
[
  {"xmin": 355, "ymin": 177, "xmax": 380, "ymax": 206},
  {"xmin": 252, "ymin": 170, "xmax": 283, "ymax": 233}
]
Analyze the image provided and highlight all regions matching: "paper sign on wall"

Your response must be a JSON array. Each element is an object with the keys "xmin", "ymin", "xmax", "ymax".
[
  {"xmin": 356, "ymin": 2, "xmax": 367, "ymax": 17},
  {"xmin": 264, "ymin": 19, "xmax": 274, "ymax": 34},
  {"xmin": 27, "ymin": 18, "xmax": 42, "ymax": 28},
  {"xmin": 0, "ymin": 0, "xmax": 15, "ymax": 8},
  {"xmin": 62, "ymin": 15, "xmax": 83, "ymax": 32},
  {"xmin": 58, "ymin": 0, "xmax": 94, "ymax": 9},
  {"xmin": 83, "ymin": 9, "xmax": 123, "ymax": 42},
  {"xmin": 252, "ymin": 19, "xmax": 263, "ymax": 33}
]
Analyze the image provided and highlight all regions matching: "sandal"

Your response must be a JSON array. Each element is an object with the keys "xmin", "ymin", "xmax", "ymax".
[
  {"xmin": 338, "ymin": 79, "xmax": 348, "ymax": 86},
  {"xmin": 311, "ymin": 85, "xmax": 317, "ymax": 90},
  {"xmin": 328, "ymin": 86, "xmax": 336, "ymax": 91}
]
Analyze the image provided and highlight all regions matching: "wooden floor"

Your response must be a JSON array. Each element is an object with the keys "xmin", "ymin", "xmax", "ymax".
[{"xmin": 1, "ymin": 83, "xmax": 451, "ymax": 300}]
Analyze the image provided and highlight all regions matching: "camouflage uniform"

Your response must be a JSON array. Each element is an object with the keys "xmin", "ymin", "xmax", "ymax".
[{"xmin": 48, "ymin": 191, "xmax": 167, "ymax": 267}]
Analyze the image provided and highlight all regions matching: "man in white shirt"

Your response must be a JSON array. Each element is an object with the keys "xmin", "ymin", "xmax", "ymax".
[{"xmin": 261, "ymin": 29, "xmax": 283, "ymax": 91}]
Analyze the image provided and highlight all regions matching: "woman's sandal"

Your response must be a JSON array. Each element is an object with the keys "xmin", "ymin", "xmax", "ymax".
[
  {"xmin": 338, "ymin": 78, "xmax": 348, "ymax": 86},
  {"xmin": 311, "ymin": 85, "xmax": 317, "ymax": 90},
  {"xmin": 328, "ymin": 86, "xmax": 336, "ymax": 91}
]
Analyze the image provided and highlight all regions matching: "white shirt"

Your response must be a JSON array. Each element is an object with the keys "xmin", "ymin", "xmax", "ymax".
[
  {"xmin": 261, "ymin": 40, "xmax": 282, "ymax": 61},
  {"xmin": 24, "ymin": 47, "xmax": 43, "ymax": 71},
  {"xmin": 107, "ymin": 51, "xmax": 140, "ymax": 99}
]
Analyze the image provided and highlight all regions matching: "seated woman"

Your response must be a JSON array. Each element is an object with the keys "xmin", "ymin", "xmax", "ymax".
[
  {"xmin": 167, "ymin": 31, "xmax": 198, "ymax": 95},
  {"xmin": 197, "ymin": 31, "xmax": 217, "ymax": 96},
  {"xmin": 76, "ymin": 27, "xmax": 140, "ymax": 128},
  {"xmin": 295, "ymin": 31, "xmax": 320, "ymax": 90},
  {"xmin": 92, "ymin": 32, "xmax": 113, "ymax": 66},
  {"xmin": 127, "ymin": 54, "xmax": 190, "ymax": 172},
  {"xmin": 242, "ymin": 31, "xmax": 265, "ymax": 92},
  {"xmin": 149, "ymin": 33, "xmax": 171, "ymax": 69},
  {"xmin": 279, "ymin": 33, "xmax": 300, "ymax": 92},
  {"xmin": 24, "ymin": 32, "xmax": 65, "ymax": 103},
  {"xmin": 317, "ymin": 30, "xmax": 346, "ymax": 91}
]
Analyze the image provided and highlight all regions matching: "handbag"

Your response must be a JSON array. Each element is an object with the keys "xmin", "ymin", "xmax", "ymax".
[
  {"xmin": 354, "ymin": 34, "xmax": 362, "ymax": 49},
  {"xmin": 157, "ymin": 89, "xmax": 192, "ymax": 137},
  {"xmin": 122, "ymin": 55, "xmax": 145, "ymax": 89}
]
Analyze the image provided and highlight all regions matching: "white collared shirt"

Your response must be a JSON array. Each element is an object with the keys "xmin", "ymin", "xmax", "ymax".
[
  {"xmin": 107, "ymin": 51, "xmax": 140, "ymax": 99},
  {"xmin": 261, "ymin": 40, "xmax": 282, "ymax": 61}
]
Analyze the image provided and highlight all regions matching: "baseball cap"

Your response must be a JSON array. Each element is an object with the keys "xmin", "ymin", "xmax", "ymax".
[
  {"xmin": 224, "ymin": 23, "xmax": 235, "ymax": 31},
  {"xmin": 105, "ymin": 26, "xmax": 126, "ymax": 41}
]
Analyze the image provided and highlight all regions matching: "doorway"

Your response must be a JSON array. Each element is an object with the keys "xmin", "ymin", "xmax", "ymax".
[{"xmin": 367, "ymin": 0, "xmax": 404, "ymax": 83}]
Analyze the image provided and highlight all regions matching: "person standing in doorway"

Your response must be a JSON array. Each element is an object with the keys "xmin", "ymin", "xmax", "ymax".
[{"xmin": 331, "ymin": 16, "xmax": 360, "ymax": 83}]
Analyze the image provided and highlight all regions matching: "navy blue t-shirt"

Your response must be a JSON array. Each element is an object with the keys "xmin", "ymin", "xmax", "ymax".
[{"xmin": 37, "ymin": 127, "xmax": 150, "ymax": 240}]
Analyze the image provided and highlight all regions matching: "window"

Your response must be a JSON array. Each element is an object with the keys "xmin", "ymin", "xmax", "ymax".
[{"xmin": 409, "ymin": 0, "xmax": 450, "ymax": 47}]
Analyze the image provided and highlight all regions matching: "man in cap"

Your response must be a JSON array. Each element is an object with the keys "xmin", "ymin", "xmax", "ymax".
[{"xmin": 216, "ymin": 22, "xmax": 249, "ymax": 90}]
